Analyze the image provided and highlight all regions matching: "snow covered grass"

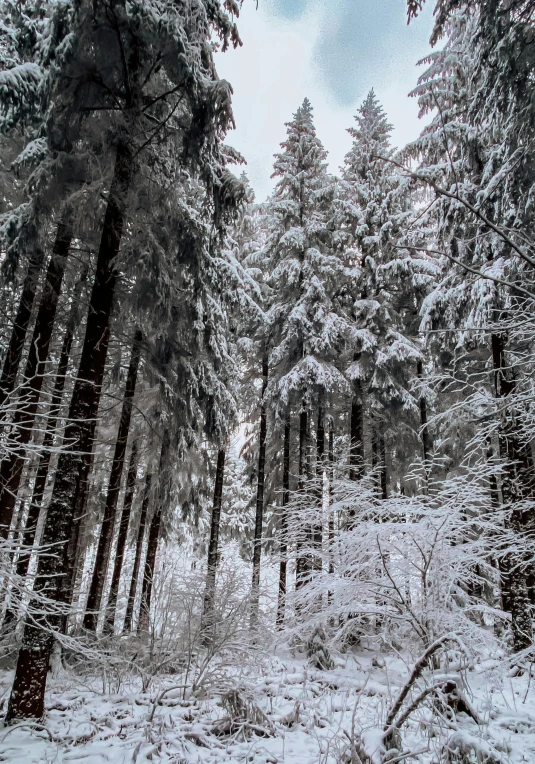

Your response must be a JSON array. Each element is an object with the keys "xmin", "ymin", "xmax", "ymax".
[{"xmin": 1, "ymin": 643, "xmax": 535, "ymax": 763}]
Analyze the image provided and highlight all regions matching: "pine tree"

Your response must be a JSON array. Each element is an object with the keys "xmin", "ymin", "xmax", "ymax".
[
  {"xmin": 407, "ymin": 2, "xmax": 535, "ymax": 650},
  {"xmin": 6, "ymin": 0, "xmax": 243, "ymax": 721},
  {"xmin": 262, "ymin": 99, "xmax": 350, "ymax": 600},
  {"xmin": 337, "ymin": 91, "xmax": 425, "ymax": 490}
]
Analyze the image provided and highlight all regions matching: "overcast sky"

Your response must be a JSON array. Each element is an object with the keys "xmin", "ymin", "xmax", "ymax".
[{"xmin": 214, "ymin": 0, "xmax": 435, "ymax": 201}]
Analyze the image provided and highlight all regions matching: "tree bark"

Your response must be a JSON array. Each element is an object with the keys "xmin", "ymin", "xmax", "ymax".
[
  {"xmin": 123, "ymin": 470, "xmax": 151, "ymax": 633},
  {"xmin": 138, "ymin": 431, "xmax": 170, "ymax": 634},
  {"xmin": 312, "ymin": 405, "xmax": 324, "ymax": 572},
  {"xmin": 0, "ymin": 248, "xmax": 44, "ymax": 410},
  {"xmin": 105, "ymin": 439, "xmax": 138, "ymax": 632},
  {"xmin": 276, "ymin": 413, "xmax": 290, "ymax": 628},
  {"xmin": 0, "ymin": 222, "xmax": 72, "ymax": 536},
  {"xmin": 250, "ymin": 356, "xmax": 268, "ymax": 629},
  {"xmin": 6, "ymin": 141, "xmax": 132, "ymax": 722},
  {"xmin": 15, "ymin": 266, "xmax": 87, "ymax": 580},
  {"xmin": 328, "ymin": 422, "xmax": 334, "ymax": 605},
  {"xmin": 296, "ymin": 402, "xmax": 309, "ymax": 588},
  {"xmin": 379, "ymin": 433, "xmax": 387, "ymax": 501},
  {"xmin": 416, "ymin": 360, "xmax": 432, "ymax": 469},
  {"xmin": 349, "ymin": 378, "xmax": 364, "ymax": 482},
  {"xmin": 371, "ymin": 423, "xmax": 387, "ymax": 500},
  {"xmin": 84, "ymin": 329, "xmax": 142, "ymax": 631},
  {"xmin": 491, "ymin": 331, "xmax": 533, "ymax": 651},
  {"xmin": 201, "ymin": 447, "xmax": 226, "ymax": 642}
]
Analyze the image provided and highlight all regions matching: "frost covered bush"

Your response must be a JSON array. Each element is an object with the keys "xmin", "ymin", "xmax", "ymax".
[
  {"xmin": 284, "ymin": 459, "xmax": 516, "ymax": 656},
  {"xmin": 125, "ymin": 552, "xmax": 259, "ymax": 695}
]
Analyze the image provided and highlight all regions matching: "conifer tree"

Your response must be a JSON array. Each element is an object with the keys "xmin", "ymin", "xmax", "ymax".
[
  {"xmin": 6, "ymin": 0, "xmax": 243, "ymax": 722},
  {"xmin": 337, "ymin": 91, "xmax": 425, "ymax": 489},
  {"xmin": 407, "ymin": 2, "xmax": 535, "ymax": 650}
]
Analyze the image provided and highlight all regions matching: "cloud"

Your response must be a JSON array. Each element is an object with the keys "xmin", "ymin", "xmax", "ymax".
[
  {"xmin": 214, "ymin": 1, "xmax": 435, "ymax": 201},
  {"xmin": 263, "ymin": 0, "xmax": 309, "ymax": 20},
  {"xmin": 312, "ymin": 0, "xmax": 403, "ymax": 106}
]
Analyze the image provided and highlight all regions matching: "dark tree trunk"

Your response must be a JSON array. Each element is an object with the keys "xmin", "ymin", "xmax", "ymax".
[
  {"xmin": 371, "ymin": 423, "xmax": 387, "ymax": 500},
  {"xmin": 61, "ymin": 450, "xmax": 94, "ymax": 624},
  {"xmin": 276, "ymin": 413, "xmax": 290, "ymax": 628},
  {"xmin": 15, "ymin": 266, "xmax": 87, "ymax": 580},
  {"xmin": 105, "ymin": 439, "xmax": 138, "ymax": 632},
  {"xmin": 138, "ymin": 431, "xmax": 170, "ymax": 634},
  {"xmin": 201, "ymin": 448, "xmax": 226, "ymax": 642},
  {"xmin": 123, "ymin": 470, "xmax": 151, "ymax": 633},
  {"xmin": 379, "ymin": 433, "xmax": 387, "ymax": 500},
  {"xmin": 84, "ymin": 329, "xmax": 142, "ymax": 631},
  {"xmin": 0, "ymin": 223, "xmax": 72, "ymax": 536},
  {"xmin": 250, "ymin": 356, "xmax": 268, "ymax": 628},
  {"xmin": 0, "ymin": 248, "xmax": 44, "ymax": 410},
  {"xmin": 296, "ymin": 402, "xmax": 309, "ymax": 588},
  {"xmin": 491, "ymin": 331, "xmax": 533, "ymax": 651},
  {"xmin": 416, "ymin": 360, "xmax": 432, "ymax": 470},
  {"xmin": 6, "ymin": 142, "xmax": 132, "ymax": 723},
  {"xmin": 349, "ymin": 378, "xmax": 364, "ymax": 482},
  {"xmin": 312, "ymin": 405, "xmax": 324, "ymax": 571},
  {"xmin": 328, "ymin": 422, "xmax": 334, "ymax": 604},
  {"xmin": 137, "ymin": 504, "xmax": 162, "ymax": 635}
]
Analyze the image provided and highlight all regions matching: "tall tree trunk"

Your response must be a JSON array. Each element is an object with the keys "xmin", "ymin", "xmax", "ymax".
[
  {"xmin": 61, "ymin": 450, "xmax": 94, "ymax": 631},
  {"xmin": 15, "ymin": 266, "xmax": 87, "ymax": 580},
  {"xmin": 416, "ymin": 360, "xmax": 432, "ymax": 469},
  {"xmin": 123, "ymin": 470, "xmax": 151, "ymax": 633},
  {"xmin": 328, "ymin": 422, "xmax": 334, "ymax": 605},
  {"xmin": 349, "ymin": 378, "xmax": 364, "ymax": 482},
  {"xmin": 492, "ymin": 331, "xmax": 533, "ymax": 652},
  {"xmin": 137, "ymin": 504, "xmax": 162, "ymax": 635},
  {"xmin": 6, "ymin": 142, "xmax": 132, "ymax": 723},
  {"xmin": 0, "ymin": 248, "xmax": 44, "ymax": 410},
  {"xmin": 296, "ymin": 402, "xmax": 309, "ymax": 588},
  {"xmin": 276, "ymin": 413, "xmax": 290, "ymax": 628},
  {"xmin": 250, "ymin": 356, "xmax": 268, "ymax": 629},
  {"xmin": 312, "ymin": 405, "xmax": 324, "ymax": 572},
  {"xmin": 0, "ymin": 222, "xmax": 72, "ymax": 536},
  {"xmin": 138, "ymin": 431, "xmax": 170, "ymax": 634},
  {"xmin": 371, "ymin": 423, "xmax": 387, "ymax": 500},
  {"xmin": 84, "ymin": 329, "xmax": 142, "ymax": 631},
  {"xmin": 201, "ymin": 448, "xmax": 226, "ymax": 643},
  {"xmin": 379, "ymin": 433, "xmax": 387, "ymax": 501},
  {"xmin": 105, "ymin": 439, "xmax": 138, "ymax": 632}
]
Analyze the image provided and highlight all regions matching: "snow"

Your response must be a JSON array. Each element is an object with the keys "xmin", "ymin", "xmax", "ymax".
[{"xmin": 2, "ymin": 648, "xmax": 535, "ymax": 763}]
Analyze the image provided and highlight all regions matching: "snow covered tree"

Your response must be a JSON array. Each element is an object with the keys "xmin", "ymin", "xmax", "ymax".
[
  {"xmin": 336, "ymin": 91, "xmax": 429, "ymax": 494},
  {"xmin": 6, "ymin": 0, "xmax": 244, "ymax": 722},
  {"xmin": 261, "ymin": 98, "xmax": 350, "ymax": 603},
  {"xmin": 406, "ymin": 2, "xmax": 535, "ymax": 651}
]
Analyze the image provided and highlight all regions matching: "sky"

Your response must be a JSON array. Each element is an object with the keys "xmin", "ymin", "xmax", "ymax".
[{"xmin": 214, "ymin": 0, "xmax": 436, "ymax": 201}]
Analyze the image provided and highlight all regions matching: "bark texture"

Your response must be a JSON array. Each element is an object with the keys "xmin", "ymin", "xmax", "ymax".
[
  {"xmin": 296, "ymin": 403, "xmax": 309, "ymax": 587},
  {"xmin": 416, "ymin": 360, "xmax": 432, "ymax": 468},
  {"xmin": 250, "ymin": 356, "xmax": 268, "ymax": 628},
  {"xmin": 492, "ymin": 331, "xmax": 533, "ymax": 652},
  {"xmin": 138, "ymin": 431, "xmax": 170, "ymax": 634},
  {"xmin": 0, "ymin": 221, "xmax": 72, "ymax": 536},
  {"xmin": 349, "ymin": 378, "xmax": 364, "ymax": 482},
  {"xmin": 276, "ymin": 413, "xmax": 291, "ymax": 628},
  {"xmin": 201, "ymin": 447, "xmax": 226, "ymax": 642},
  {"xmin": 105, "ymin": 439, "xmax": 138, "ymax": 631},
  {"xmin": 123, "ymin": 470, "xmax": 151, "ymax": 633},
  {"xmin": 84, "ymin": 329, "xmax": 142, "ymax": 631},
  {"xmin": 0, "ymin": 248, "xmax": 44, "ymax": 410},
  {"xmin": 6, "ymin": 142, "xmax": 132, "ymax": 722},
  {"xmin": 16, "ymin": 266, "xmax": 87, "ymax": 580}
]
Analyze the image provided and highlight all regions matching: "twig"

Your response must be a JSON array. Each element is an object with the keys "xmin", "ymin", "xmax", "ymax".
[{"xmin": 383, "ymin": 634, "xmax": 461, "ymax": 732}]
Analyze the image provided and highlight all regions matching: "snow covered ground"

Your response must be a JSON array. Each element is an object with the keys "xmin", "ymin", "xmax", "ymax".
[{"xmin": 1, "ymin": 647, "xmax": 535, "ymax": 763}]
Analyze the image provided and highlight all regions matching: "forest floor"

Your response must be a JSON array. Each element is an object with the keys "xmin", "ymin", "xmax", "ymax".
[{"xmin": 0, "ymin": 645, "xmax": 535, "ymax": 763}]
